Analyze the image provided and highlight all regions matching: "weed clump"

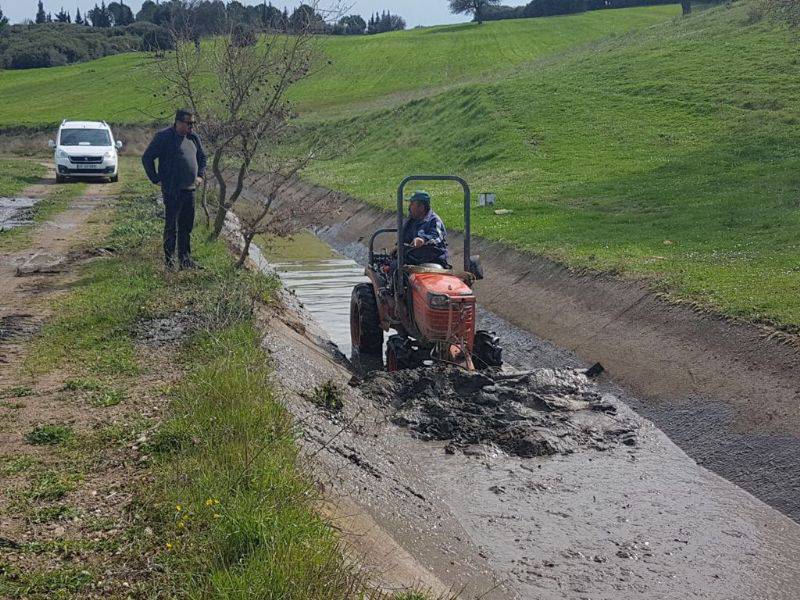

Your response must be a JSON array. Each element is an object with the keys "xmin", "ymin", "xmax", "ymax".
[
  {"xmin": 304, "ymin": 380, "xmax": 344, "ymax": 412},
  {"xmin": 25, "ymin": 424, "xmax": 73, "ymax": 446}
]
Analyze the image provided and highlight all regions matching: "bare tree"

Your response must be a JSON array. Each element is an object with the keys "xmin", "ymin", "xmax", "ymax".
[
  {"xmin": 151, "ymin": 3, "xmax": 332, "ymax": 241},
  {"xmin": 233, "ymin": 145, "xmax": 323, "ymax": 268}
]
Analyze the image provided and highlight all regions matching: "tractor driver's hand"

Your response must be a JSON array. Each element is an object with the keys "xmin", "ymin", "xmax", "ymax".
[{"xmin": 412, "ymin": 237, "xmax": 425, "ymax": 248}]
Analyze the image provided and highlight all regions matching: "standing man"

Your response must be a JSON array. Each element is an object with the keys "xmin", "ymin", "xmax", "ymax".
[{"xmin": 142, "ymin": 109, "xmax": 207, "ymax": 270}]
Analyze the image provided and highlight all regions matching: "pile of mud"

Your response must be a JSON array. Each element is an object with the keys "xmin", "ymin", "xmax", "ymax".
[{"xmin": 359, "ymin": 367, "xmax": 638, "ymax": 457}]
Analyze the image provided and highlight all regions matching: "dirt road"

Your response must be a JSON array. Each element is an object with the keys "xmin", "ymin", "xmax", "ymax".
[{"xmin": 0, "ymin": 175, "xmax": 159, "ymax": 595}]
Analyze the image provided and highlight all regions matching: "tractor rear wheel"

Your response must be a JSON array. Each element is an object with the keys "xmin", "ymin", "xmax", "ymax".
[
  {"xmin": 473, "ymin": 330, "xmax": 503, "ymax": 368},
  {"xmin": 350, "ymin": 283, "xmax": 382, "ymax": 355},
  {"xmin": 386, "ymin": 335, "xmax": 418, "ymax": 372}
]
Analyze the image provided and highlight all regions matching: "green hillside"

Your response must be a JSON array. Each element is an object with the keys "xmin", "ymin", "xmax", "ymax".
[
  {"xmin": 1, "ymin": 3, "xmax": 798, "ymax": 329},
  {"xmin": 0, "ymin": 6, "xmax": 677, "ymax": 128},
  {"xmin": 304, "ymin": 3, "xmax": 800, "ymax": 329}
]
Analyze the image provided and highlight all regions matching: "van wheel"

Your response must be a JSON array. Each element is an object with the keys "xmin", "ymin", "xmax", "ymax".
[
  {"xmin": 109, "ymin": 175, "xmax": 119, "ymax": 183},
  {"xmin": 56, "ymin": 174, "xmax": 66, "ymax": 184}
]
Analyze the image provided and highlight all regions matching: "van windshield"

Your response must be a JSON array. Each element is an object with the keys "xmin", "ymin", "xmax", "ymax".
[{"xmin": 60, "ymin": 128, "xmax": 111, "ymax": 147}]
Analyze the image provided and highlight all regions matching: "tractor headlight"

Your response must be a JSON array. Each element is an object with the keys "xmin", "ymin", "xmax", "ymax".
[{"xmin": 428, "ymin": 293, "xmax": 450, "ymax": 309}]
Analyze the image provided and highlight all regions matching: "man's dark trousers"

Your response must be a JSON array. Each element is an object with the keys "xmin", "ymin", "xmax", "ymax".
[{"xmin": 164, "ymin": 189, "xmax": 195, "ymax": 264}]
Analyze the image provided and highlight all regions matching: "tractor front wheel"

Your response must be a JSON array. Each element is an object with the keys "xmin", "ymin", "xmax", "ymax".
[
  {"xmin": 350, "ymin": 283, "xmax": 383, "ymax": 355},
  {"xmin": 386, "ymin": 335, "xmax": 418, "ymax": 372},
  {"xmin": 473, "ymin": 330, "xmax": 503, "ymax": 368}
]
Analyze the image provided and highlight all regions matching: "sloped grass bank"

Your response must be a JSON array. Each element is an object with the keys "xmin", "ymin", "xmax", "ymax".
[
  {"xmin": 302, "ymin": 2, "xmax": 800, "ymax": 330},
  {"xmin": 149, "ymin": 326, "xmax": 364, "ymax": 597},
  {"xmin": 18, "ymin": 171, "xmax": 368, "ymax": 597}
]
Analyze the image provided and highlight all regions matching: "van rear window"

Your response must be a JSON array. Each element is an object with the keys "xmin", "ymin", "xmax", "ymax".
[{"xmin": 60, "ymin": 129, "xmax": 111, "ymax": 146}]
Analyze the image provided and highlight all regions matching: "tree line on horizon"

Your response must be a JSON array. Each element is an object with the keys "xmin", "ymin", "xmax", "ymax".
[
  {"xmin": 24, "ymin": 1, "xmax": 403, "ymax": 35},
  {"xmin": 0, "ymin": 1, "xmax": 406, "ymax": 70},
  {"xmin": 448, "ymin": 0, "xmax": 726, "ymax": 23}
]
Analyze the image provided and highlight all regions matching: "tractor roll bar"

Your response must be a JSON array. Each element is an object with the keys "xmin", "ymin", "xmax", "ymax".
[
  {"xmin": 368, "ymin": 228, "xmax": 398, "ymax": 264},
  {"xmin": 396, "ymin": 175, "xmax": 471, "ymax": 274}
]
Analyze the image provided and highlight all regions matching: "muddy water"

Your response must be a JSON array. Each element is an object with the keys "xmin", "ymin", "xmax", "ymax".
[
  {"xmin": 0, "ymin": 197, "xmax": 38, "ymax": 231},
  {"xmin": 248, "ymin": 233, "xmax": 368, "ymax": 357}
]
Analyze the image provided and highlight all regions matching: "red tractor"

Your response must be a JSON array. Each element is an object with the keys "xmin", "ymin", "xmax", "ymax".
[{"xmin": 350, "ymin": 175, "xmax": 502, "ymax": 371}]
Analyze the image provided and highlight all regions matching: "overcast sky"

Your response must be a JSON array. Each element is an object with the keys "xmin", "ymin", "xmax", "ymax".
[{"xmin": 5, "ymin": 1, "xmax": 527, "ymax": 27}]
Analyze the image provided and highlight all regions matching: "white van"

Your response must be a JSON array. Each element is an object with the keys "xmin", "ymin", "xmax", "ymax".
[{"xmin": 49, "ymin": 120, "xmax": 123, "ymax": 183}]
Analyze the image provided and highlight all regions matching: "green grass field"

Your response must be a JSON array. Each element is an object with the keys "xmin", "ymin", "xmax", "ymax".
[
  {"xmin": 302, "ymin": 2, "xmax": 800, "ymax": 329},
  {"xmin": 1, "ymin": 2, "xmax": 798, "ymax": 329},
  {"xmin": 0, "ymin": 6, "xmax": 677, "ymax": 128}
]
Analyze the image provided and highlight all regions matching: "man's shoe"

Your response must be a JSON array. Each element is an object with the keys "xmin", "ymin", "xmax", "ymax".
[
  {"xmin": 165, "ymin": 257, "xmax": 179, "ymax": 272},
  {"xmin": 179, "ymin": 258, "xmax": 204, "ymax": 271}
]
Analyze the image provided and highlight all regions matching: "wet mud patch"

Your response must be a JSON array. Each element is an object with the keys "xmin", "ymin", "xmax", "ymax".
[
  {"xmin": 0, "ymin": 197, "xmax": 38, "ymax": 231},
  {"xmin": 135, "ymin": 310, "xmax": 200, "ymax": 346},
  {"xmin": 0, "ymin": 314, "xmax": 41, "ymax": 343},
  {"xmin": 359, "ymin": 367, "xmax": 638, "ymax": 457}
]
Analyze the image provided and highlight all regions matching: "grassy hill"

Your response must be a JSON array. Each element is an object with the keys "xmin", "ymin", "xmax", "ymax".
[
  {"xmin": 303, "ymin": 2, "xmax": 800, "ymax": 329},
  {"xmin": 2, "ymin": 3, "xmax": 798, "ymax": 329},
  {"xmin": 0, "ymin": 6, "xmax": 677, "ymax": 128}
]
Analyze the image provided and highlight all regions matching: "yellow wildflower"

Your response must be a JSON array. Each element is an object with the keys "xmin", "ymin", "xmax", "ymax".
[
  {"xmin": 175, "ymin": 505, "xmax": 182, "ymax": 512},
  {"xmin": 166, "ymin": 542, "xmax": 173, "ymax": 550}
]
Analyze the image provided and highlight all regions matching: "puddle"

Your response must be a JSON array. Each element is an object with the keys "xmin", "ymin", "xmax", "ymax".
[
  {"xmin": 0, "ymin": 197, "xmax": 38, "ymax": 231},
  {"xmin": 249, "ymin": 232, "xmax": 368, "ymax": 356}
]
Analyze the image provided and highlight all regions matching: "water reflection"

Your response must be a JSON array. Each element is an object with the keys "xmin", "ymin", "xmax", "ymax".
[{"xmin": 271, "ymin": 258, "xmax": 368, "ymax": 357}]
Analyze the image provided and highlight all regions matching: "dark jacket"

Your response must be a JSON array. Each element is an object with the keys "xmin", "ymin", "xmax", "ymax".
[
  {"xmin": 141, "ymin": 126, "xmax": 207, "ymax": 198},
  {"xmin": 401, "ymin": 208, "xmax": 449, "ymax": 266}
]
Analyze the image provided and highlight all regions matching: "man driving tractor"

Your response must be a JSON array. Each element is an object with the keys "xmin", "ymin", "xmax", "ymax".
[{"xmin": 400, "ymin": 190, "xmax": 449, "ymax": 267}]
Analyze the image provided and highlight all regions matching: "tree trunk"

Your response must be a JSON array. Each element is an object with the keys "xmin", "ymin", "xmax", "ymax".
[
  {"xmin": 212, "ymin": 203, "xmax": 228, "ymax": 240},
  {"xmin": 681, "ymin": 0, "xmax": 691, "ymax": 16},
  {"xmin": 200, "ymin": 176, "xmax": 210, "ymax": 228},
  {"xmin": 237, "ymin": 234, "xmax": 253, "ymax": 268}
]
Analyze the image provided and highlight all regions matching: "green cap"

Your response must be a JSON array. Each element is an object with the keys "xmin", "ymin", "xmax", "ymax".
[{"xmin": 409, "ymin": 190, "xmax": 431, "ymax": 204}]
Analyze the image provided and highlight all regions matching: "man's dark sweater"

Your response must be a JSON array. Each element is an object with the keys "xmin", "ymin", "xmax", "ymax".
[{"xmin": 141, "ymin": 126, "xmax": 206, "ymax": 197}]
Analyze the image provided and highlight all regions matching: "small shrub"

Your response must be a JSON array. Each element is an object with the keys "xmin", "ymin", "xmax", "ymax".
[
  {"xmin": 304, "ymin": 380, "xmax": 344, "ymax": 411},
  {"xmin": 26, "ymin": 424, "xmax": 74, "ymax": 446},
  {"xmin": 756, "ymin": 0, "xmax": 800, "ymax": 26}
]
